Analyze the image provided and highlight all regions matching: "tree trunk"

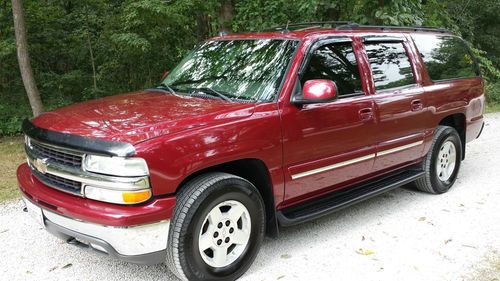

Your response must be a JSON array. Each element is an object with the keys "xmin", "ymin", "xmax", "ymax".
[
  {"xmin": 86, "ymin": 33, "xmax": 97, "ymax": 91},
  {"xmin": 219, "ymin": 0, "xmax": 233, "ymax": 33},
  {"xmin": 375, "ymin": 0, "xmax": 385, "ymax": 25},
  {"xmin": 196, "ymin": 11, "xmax": 209, "ymax": 41},
  {"xmin": 12, "ymin": 0, "xmax": 43, "ymax": 117}
]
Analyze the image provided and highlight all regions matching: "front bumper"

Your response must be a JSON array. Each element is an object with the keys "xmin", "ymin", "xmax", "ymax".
[
  {"xmin": 18, "ymin": 163, "xmax": 175, "ymax": 264},
  {"xmin": 23, "ymin": 196, "xmax": 170, "ymax": 264}
]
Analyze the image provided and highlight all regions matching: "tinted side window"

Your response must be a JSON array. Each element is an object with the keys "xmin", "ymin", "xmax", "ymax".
[
  {"xmin": 365, "ymin": 42, "xmax": 416, "ymax": 91},
  {"xmin": 412, "ymin": 34, "xmax": 479, "ymax": 81},
  {"xmin": 302, "ymin": 42, "xmax": 363, "ymax": 97}
]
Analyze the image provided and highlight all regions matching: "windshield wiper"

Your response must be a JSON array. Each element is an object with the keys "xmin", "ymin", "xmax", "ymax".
[
  {"xmin": 157, "ymin": 82, "xmax": 177, "ymax": 95},
  {"xmin": 190, "ymin": 87, "xmax": 232, "ymax": 102}
]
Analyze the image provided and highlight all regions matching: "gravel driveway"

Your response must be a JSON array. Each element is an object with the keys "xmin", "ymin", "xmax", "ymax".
[{"xmin": 1, "ymin": 113, "xmax": 500, "ymax": 281}]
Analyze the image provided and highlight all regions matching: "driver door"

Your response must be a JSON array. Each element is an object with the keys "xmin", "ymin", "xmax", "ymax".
[{"xmin": 281, "ymin": 38, "xmax": 378, "ymax": 205}]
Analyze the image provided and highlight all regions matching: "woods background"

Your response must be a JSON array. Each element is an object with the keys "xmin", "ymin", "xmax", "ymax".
[{"xmin": 1, "ymin": 0, "xmax": 499, "ymax": 136}]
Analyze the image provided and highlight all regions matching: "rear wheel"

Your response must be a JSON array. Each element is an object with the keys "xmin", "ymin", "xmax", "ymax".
[
  {"xmin": 166, "ymin": 172, "xmax": 265, "ymax": 281},
  {"xmin": 414, "ymin": 125, "xmax": 462, "ymax": 194}
]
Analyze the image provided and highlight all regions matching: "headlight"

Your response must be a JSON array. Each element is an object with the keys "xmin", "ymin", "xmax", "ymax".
[
  {"xmin": 84, "ymin": 186, "xmax": 152, "ymax": 204},
  {"xmin": 83, "ymin": 154, "xmax": 151, "ymax": 204},
  {"xmin": 83, "ymin": 155, "xmax": 149, "ymax": 177}
]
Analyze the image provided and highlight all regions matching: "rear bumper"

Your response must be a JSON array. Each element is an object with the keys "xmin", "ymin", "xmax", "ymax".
[
  {"xmin": 476, "ymin": 121, "xmax": 485, "ymax": 139},
  {"xmin": 18, "ymin": 163, "xmax": 175, "ymax": 264},
  {"xmin": 466, "ymin": 116, "xmax": 485, "ymax": 143}
]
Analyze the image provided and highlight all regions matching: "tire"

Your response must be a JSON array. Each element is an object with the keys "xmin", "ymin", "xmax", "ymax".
[
  {"xmin": 166, "ymin": 172, "xmax": 265, "ymax": 281},
  {"xmin": 414, "ymin": 125, "xmax": 463, "ymax": 194}
]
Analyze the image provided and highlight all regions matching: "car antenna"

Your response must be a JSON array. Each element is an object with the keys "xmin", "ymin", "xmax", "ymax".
[{"xmin": 282, "ymin": 21, "xmax": 290, "ymax": 34}]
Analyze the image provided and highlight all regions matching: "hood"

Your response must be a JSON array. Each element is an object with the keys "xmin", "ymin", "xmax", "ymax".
[{"xmin": 31, "ymin": 90, "xmax": 255, "ymax": 144}]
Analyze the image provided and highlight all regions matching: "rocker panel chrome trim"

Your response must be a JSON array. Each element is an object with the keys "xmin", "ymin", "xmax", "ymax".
[
  {"xmin": 291, "ymin": 140, "xmax": 424, "ymax": 180},
  {"xmin": 291, "ymin": 154, "xmax": 376, "ymax": 180}
]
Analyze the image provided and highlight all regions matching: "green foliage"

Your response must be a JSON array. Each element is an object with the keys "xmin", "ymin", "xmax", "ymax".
[
  {"xmin": 486, "ymin": 81, "xmax": 500, "ymax": 104},
  {"xmin": 1, "ymin": 0, "xmax": 499, "ymax": 135}
]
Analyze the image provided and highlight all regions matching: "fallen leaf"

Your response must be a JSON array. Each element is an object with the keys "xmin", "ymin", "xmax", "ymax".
[
  {"xmin": 49, "ymin": 266, "xmax": 57, "ymax": 272},
  {"xmin": 356, "ymin": 248, "xmax": 375, "ymax": 256},
  {"xmin": 361, "ymin": 236, "xmax": 365, "ymax": 241},
  {"xmin": 277, "ymin": 275, "xmax": 285, "ymax": 280},
  {"xmin": 444, "ymin": 239, "xmax": 452, "ymax": 244},
  {"xmin": 280, "ymin": 254, "xmax": 291, "ymax": 259},
  {"xmin": 418, "ymin": 217, "xmax": 426, "ymax": 221}
]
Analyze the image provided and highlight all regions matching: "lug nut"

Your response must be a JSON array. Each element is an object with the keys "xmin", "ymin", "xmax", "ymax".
[
  {"xmin": 217, "ymin": 239, "xmax": 222, "ymax": 245},
  {"xmin": 218, "ymin": 222, "xmax": 223, "ymax": 228},
  {"xmin": 225, "ymin": 237, "xmax": 230, "ymax": 243},
  {"xmin": 213, "ymin": 232, "xmax": 219, "ymax": 238},
  {"xmin": 225, "ymin": 220, "xmax": 230, "ymax": 226},
  {"xmin": 229, "ymin": 227, "xmax": 234, "ymax": 233}
]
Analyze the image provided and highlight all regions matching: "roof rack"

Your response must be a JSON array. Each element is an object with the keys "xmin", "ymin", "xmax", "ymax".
[
  {"xmin": 267, "ymin": 21, "xmax": 358, "ymax": 32},
  {"xmin": 268, "ymin": 21, "xmax": 450, "ymax": 34},
  {"xmin": 336, "ymin": 23, "xmax": 450, "ymax": 33}
]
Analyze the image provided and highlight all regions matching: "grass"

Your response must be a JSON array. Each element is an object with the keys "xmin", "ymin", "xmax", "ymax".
[
  {"xmin": 0, "ymin": 136, "xmax": 25, "ymax": 203},
  {"xmin": 486, "ymin": 103, "xmax": 500, "ymax": 113}
]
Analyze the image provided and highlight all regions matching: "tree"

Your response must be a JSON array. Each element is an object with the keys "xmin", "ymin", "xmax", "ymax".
[
  {"xmin": 11, "ymin": 0, "xmax": 43, "ymax": 117},
  {"xmin": 219, "ymin": 0, "xmax": 233, "ymax": 33},
  {"xmin": 1, "ymin": 0, "xmax": 499, "ymax": 136}
]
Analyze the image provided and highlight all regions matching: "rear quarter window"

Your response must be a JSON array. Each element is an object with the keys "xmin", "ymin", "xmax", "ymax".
[{"xmin": 412, "ymin": 34, "xmax": 479, "ymax": 81}]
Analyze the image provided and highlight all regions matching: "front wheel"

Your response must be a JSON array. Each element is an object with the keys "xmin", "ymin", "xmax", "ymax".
[
  {"xmin": 166, "ymin": 172, "xmax": 265, "ymax": 281},
  {"xmin": 414, "ymin": 125, "xmax": 463, "ymax": 194}
]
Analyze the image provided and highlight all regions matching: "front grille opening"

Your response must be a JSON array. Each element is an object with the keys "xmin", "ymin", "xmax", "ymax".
[
  {"xmin": 31, "ymin": 168, "xmax": 82, "ymax": 195},
  {"xmin": 25, "ymin": 137, "xmax": 85, "ymax": 197},
  {"xmin": 30, "ymin": 141, "xmax": 83, "ymax": 168}
]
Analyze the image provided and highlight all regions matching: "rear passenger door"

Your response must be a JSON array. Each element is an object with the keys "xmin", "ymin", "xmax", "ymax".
[{"xmin": 363, "ymin": 37, "xmax": 426, "ymax": 172}]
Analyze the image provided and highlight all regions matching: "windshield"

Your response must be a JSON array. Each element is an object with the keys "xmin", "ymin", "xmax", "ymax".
[{"xmin": 161, "ymin": 39, "xmax": 298, "ymax": 102}]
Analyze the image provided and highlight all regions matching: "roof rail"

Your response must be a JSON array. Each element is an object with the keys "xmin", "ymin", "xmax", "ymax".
[
  {"xmin": 266, "ymin": 21, "xmax": 450, "ymax": 34},
  {"xmin": 267, "ymin": 21, "xmax": 359, "ymax": 33},
  {"xmin": 336, "ymin": 23, "xmax": 450, "ymax": 33}
]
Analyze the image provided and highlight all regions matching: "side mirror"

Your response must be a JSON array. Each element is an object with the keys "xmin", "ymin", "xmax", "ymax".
[
  {"xmin": 293, "ymin": 79, "xmax": 337, "ymax": 105},
  {"xmin": 160, "ymin": 70, "xmax": 169, "ymax": 80}
]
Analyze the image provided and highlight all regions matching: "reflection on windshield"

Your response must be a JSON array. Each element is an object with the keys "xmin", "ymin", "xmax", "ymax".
[{"xmin": 162, "ymin": 39, "xmax": 298, "ymax": 101}]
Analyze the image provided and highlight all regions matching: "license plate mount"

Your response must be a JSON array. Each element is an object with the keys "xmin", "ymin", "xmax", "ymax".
[{"xmin": 23, "ymin": 197, "xmax": 44, "ymax": 227}]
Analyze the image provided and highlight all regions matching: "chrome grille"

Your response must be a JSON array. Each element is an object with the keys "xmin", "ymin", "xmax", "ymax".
[
  {"xmin": 25, "ymin": 137, "xmax": 84, "ymax": 196},
  {"xmin": 29, "ymin": 140, "xmax": 82, "ymax": 167},
  {"xmin": 31, "ymin": 168, "xmax": 82, "ymax": 195}
]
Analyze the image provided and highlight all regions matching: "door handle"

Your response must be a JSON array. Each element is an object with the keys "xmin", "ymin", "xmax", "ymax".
[
  {"xmin": 358, "ymin": 108, "xmax": 373, "ymax": 121},
  {"xmin": 411, "ymin": 99, "xmax": 423, "ymax": 111}
]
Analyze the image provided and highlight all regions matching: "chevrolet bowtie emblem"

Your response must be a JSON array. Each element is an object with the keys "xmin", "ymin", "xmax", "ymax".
[{"xmin": 33, "ymin": 158, "xmax": 48, "ymax": 174}]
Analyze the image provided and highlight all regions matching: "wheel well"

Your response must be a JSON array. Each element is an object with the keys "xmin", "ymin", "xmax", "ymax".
[
  {"xmin": 439, "ymin": 113, "xmax": 466, "ymax": 159},
  {"xmin": 177, "ymin": 159, "xmax": 279, "ymax": 238}
]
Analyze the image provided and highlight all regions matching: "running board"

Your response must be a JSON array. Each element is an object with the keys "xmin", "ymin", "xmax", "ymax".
[{"xmin": 277, "ymin": 169, "xmax": 424, "ymax": 226}]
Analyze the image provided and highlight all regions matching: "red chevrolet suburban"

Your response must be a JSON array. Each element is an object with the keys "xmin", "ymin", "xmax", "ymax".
[{"xmin": 18, "ymin": 22, "xmax": 485, "ymax": 280}]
